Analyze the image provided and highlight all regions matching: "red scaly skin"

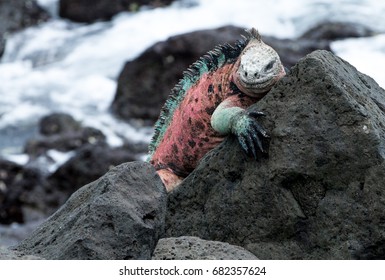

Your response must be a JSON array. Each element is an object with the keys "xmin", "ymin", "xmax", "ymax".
[{"xmin": 150, "ymin": 63, "xmax": 257, "ymax": 189}]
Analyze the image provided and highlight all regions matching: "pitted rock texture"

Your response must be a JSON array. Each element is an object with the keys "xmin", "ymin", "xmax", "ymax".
[
  {"xmin": 14, "ymin": 162, "xmax": 167, "ymax": 260},
  {"xmin": 165, "ymin": 50, "xmax": 385, "ymax": 260},
  {"xmin": 152, "ymin": 236, "xmax": 258, "ymax": 260},
  {"xmin": 0, "ymin": 246, "xmax": 43, "ymax": 260}
]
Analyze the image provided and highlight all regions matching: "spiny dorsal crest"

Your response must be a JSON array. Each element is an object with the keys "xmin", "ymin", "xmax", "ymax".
[{"xmin": 242, "ymin": 28, "xmax": 262, "ymax": 43}]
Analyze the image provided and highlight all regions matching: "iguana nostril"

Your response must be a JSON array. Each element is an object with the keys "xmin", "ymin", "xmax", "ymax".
[{"xmin": 243, "ymin": 70, "xmax": 260, "ymax": 80}]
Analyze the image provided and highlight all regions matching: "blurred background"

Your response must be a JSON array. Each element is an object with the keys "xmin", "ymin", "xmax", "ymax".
[{"xmin": 1, "ymin": 0, "xmax": 385, "ymax": 246}]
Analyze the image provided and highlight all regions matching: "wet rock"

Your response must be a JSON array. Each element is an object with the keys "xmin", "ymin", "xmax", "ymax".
[
  {"xmin": 14, "ymin": 162, "xmax": 167, "ymax": 260},
  {"xmin": 165, "ymin": 50, "xmax": 385, "ymax": 259},
  {"xmin": 0, "ymin": 0, "xmax": 49, "ymax": 35},
  {"xmin": 39, "ymin": 113, "xmax": 81, "ymax": 136},
  {"xmin": 300, "ymin": 21, "xmax": 375, "ymax": 41},
  {"xmin": 153, "ymin": 236, "xmax": 258, "ymax": 260},
  {"xmin": 25, "ymin": 113, "xmax": 106, "ymax": 157},
  {"xmin": 111, "ymin": 25, "xmax": 331, "ymax": 122},
  {"xmin": 59, "ymin": 0, "xmax": 175, "ymax": 23}
]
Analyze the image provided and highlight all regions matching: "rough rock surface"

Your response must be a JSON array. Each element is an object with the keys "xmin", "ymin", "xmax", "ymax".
[
  {"xmin": 59, "ymin": 0, "xmax": 175, "ymax": 23},
  {"xmin": 111, "ymin": 25, "xmax": 330, "ymax": 122},
  {"xmin": 14, "ymin": 162, "xmax": 167, "ymax": 260},
  {"xmin": 165, "ymin": 50, "xmax": 385, "ymax": 260},
  {"xmin": 153, "ymin": 236, "xmax": 258, "ymax": 260},
  {"xmin": 0, "ymin": 246, "xmax": 43, "ymax": 260}
]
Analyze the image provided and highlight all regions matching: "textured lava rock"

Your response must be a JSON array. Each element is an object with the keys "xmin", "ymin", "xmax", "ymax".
[
  {"xmin": 0, "ymin": 246, "xmax": 43, "ymax": 260},
  {"xmin": 165, "ymin": 50, "xmax": 385, "ymax": 260},
  {"xmin": 14, "ymin": 162, "xmax": 167, "ymax": 259},
  {"xmin": 152, "ymin": 236, "xmax": 258, "ymax": 260}
]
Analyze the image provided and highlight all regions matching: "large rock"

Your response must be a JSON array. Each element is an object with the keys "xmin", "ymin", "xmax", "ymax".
[
  {"xmin": 111, "ymin": 25, "xmax": 330, "ymax": 122},
  {"xmin": 59, "ymin": 0, "xmax": 175, "ymax": 23},
  {"xmin": 14, "ymin": 161, "xmax": 167, "ymax": 260},
  {"xmin": 153, "ymin": 236, "xmax": 258, "ymax": 260},
  {"xmin": 165, "ymin": 50, "xmax": 385, "ymax": 260}
]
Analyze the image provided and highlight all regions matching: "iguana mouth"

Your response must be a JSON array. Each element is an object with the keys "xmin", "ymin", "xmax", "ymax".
[{"xmin": 239, "ymin": 76, "xmax": 276, "ymax": 92}]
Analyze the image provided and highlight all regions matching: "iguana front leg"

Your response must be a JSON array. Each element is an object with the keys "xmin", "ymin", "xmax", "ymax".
[{"xmin": 211, "ymin": 95, "xmax": 269, "ymax": 158}]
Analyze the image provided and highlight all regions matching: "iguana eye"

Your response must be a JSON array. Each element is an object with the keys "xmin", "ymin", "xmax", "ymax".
[{"xmin": 264, "ymin": 60, "xmax": 275, "ymax": 72}]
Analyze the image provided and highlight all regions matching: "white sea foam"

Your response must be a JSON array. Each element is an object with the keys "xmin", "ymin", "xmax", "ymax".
[
  {"xmin": 331, "ymin": 34, "xmax": 385, "ymax": 89},
  {"xmin": 46, "ymin": 149, "xmax": 75, "ymax": 172}
]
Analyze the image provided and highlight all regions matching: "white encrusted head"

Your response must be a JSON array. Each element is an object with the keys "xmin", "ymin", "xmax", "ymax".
[{"xmin": 233, "ymin": 28, "xmax": 286, "ymax": 97}]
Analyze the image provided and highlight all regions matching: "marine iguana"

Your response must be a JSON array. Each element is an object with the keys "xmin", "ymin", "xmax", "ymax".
[{"xmin": 148, "ymin": 28, "xmax": 286, "ymax": 191}]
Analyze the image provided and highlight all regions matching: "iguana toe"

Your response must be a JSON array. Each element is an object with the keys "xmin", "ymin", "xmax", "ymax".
[{"xmin": 233, "ymin": 111, "xmax": 269, "ymax": 158}]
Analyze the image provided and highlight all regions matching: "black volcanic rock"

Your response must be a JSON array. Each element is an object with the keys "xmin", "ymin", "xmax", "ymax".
[{"xmin": 14, "ymin": 162, "xmax": 167, "ymax": 259}]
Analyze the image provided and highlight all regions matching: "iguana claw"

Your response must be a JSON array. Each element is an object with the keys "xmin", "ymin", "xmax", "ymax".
[{"xmin": 232, "ymin": 111, "xmax": 269, "ymax": 158}]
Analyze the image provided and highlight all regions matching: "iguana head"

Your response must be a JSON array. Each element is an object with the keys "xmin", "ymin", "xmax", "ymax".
[{"xmin": 233, "ymin": 28, "xmax": 286, "ymax": 98}]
